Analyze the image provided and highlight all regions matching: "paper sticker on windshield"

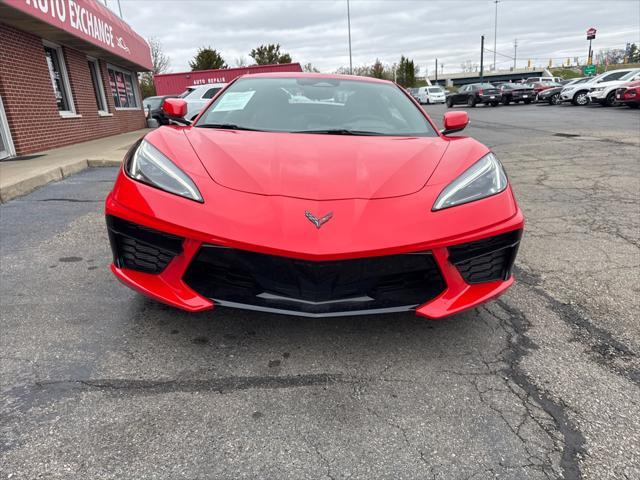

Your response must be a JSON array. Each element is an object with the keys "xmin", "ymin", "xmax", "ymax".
[{"xmin": 212, "ymin": 91, "xmax": 255, "ymax": 112}]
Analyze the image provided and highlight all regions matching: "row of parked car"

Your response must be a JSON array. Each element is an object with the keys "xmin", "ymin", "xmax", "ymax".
[{"xmin": 407, "ymin": 68, "xmax": 640, "ymax": 109}]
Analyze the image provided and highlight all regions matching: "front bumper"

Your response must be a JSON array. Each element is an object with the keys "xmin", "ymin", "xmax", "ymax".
[{"xmin": 106, "ymin": 207, "xmax": 524, "ymax": 319}]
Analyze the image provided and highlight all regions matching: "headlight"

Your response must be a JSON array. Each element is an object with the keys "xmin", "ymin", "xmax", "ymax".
[
  {"xmin": 432, "ymin": 152, "xmax": 508, "ymax": 211},
  {"xmin": 126, "ymin": 140, "xmax": 203, "ymax": 202},
  {"xmin": 591, "ymin": 87, "xmax": 604, "ymax": 92}
]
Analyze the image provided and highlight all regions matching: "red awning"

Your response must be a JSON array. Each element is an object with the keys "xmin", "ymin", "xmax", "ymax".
[{"xmin": 0, "ymin": 0, "xmax": 152, "ymax": 71}]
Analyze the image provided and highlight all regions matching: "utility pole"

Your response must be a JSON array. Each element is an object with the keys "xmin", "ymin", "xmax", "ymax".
[
  {"xmin": 513, "ymin": 39, "xmax": 518, "ymax": 69},
  {"xmin": 480, "ymin": 35, "xmax": 485, "ymax": 84},
  {"xmin": 347, "ymin": 0, "xmax": 353, "ymax": 74},
  {"xmin": 435, "ymin": 59, "xmax": 438, "ymax": 83},
  {"xmin": 493, "ymin": 0, "xmax": 499, "ymax": 71}
]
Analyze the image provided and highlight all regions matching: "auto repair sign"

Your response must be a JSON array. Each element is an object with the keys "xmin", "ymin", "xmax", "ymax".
[{"xmin": 3, "ymin": 0, "xmax": 152, "ymax": 70}]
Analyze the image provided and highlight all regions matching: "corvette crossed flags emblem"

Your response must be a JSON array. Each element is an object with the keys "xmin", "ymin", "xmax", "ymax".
[{"xmin": 305, "ymin": 211, "xmax": 333, "ymax": 229}]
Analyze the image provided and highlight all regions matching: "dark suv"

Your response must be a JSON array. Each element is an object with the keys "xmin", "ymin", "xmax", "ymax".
[{"xmin": 446, "ymin": 83, "xmax": 502, "ymax": 107}]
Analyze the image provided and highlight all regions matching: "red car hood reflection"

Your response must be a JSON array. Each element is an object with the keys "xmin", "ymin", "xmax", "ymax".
[{"xmin": 185, "ymin": 128, "xmax": 449, "ymax": 201}]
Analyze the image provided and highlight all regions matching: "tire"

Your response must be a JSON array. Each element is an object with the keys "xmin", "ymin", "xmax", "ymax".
[
  {"xmin": 491, "ymin": 101, "xmax": 499, "ymax": 107},
  {"xmin": 572, "ymin": 91, "xmax": 589, "ymax": 106},
  {"xmin": 446, "ymin": 98, "xmax": 453, "ymax": 108},
  {"xmin": 603, "ymin": 91, "xmax": 617, "ymax": 107},
  {"xmin": 628, "ymin": 103, "xmax": 639, "ymax": 109},
  {"xmin": 501, "ymin": 96, "xmax": 509, "ymax": 105},
  {"xmin": 550, "ymin": 93, "xmax": 561, "ymax": 105},
  {"xmin": 524, "ymin": 99, "xmax": 532, "ymax": 104},
  {"xmin": 467, "ymin": 96, "xmax": 476, "ymax": 107}
]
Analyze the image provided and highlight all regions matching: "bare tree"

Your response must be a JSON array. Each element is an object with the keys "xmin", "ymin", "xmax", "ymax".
[
  {"xmin": 140, "ymin": 37, "xmax": 170, "ymax": 98},
  {"xmin": 149, "ymin": 37, "xmax": 170, "ymax": 74}
]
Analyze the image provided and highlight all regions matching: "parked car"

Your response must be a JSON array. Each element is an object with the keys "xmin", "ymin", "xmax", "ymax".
[
  {"xmin": 446, "ymin": 83, "xmax": 502, "ymax": 107},
  {"xmin": 538, "ymin": 78, "xmax": 588, "ymax": 105},
  {"xmin": 106, "ymin": 73, "xmax": 523, "ymax": 318},
  {"xmin": 615, "ymin": 80, "xmax": 640, "ymax": 108},
  {"xmin": 524, "ymin": 76, "xmax": 563, "ymax": 84},
  {"xmin": 588, "ymin": 69, "xmax": 640, "ymax": 106},
  {"xmin": 143, "ymin": 95, "xmax": 177, "ymax": 124},
  {"xmin": 416, "ymin": 86, "xmax": 446, "ymax": 104},
  {"xmin": 407, "ymin": 87, "xmax": 419, "ymax": 100},
  {"xmin": 179, "ymin": 83, "xmax": 227, "ymax": 120},
  {"xmin": 498, "ymin": 84, "xmax": 535, "ymax": 105},
  {"xmin": 560, "ymin": 68, "xmax": 639, "ymax": 105}
]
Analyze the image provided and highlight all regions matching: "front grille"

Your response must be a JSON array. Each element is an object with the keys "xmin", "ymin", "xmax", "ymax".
[
  {"xmin": 448, "ymin": 230, "xmax": 522, "ymax": 284},
  {"xmin": 183, "ymin": 247, "xmax": 446, "ymax": 316},
  {"xmin": 106, "ymin": 216, "xmax": 183, "ymax": 274}
]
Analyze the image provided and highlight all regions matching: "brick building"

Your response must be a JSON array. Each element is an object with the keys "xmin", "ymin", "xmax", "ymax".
[{"xmin": 0, "ymin": 0, "xmax": 152, "ymax": 159}]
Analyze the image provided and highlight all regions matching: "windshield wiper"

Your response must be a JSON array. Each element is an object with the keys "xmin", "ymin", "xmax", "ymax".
[
  {"xmin": 292, "ymin": 128, "xmax": 386, "ymax": 136},
  {"xmin": 197, "ymin": 123, "xmax": 261, "ymax": 131}
]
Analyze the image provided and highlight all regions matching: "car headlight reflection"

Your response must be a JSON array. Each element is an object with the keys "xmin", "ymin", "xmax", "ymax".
[
  {"xmin": 126, "ymin": 140, "xmax": 204, "ymax": 203},
  {"xmin": 432, "ymin": 152, "xmax": 508, "ymax": 211}
]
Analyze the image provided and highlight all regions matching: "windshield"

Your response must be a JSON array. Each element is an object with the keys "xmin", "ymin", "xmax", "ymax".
[
  {"xmin": 144, "ymin": 97, "xmax": 163, "ymax": 109},
  {"xmin": 428, "ymin": 87, "xmax": 443, "ymax": 93},
  {"xmin": 473, "ymin": 83, "xmax": 496, "ymax": 89},
  {"xmin": 195, "ymin": 77, "xmax": 438, "ymax": 136},
  {"xmin": 179, "ymin": 88, "xmax": 196, "ymax": 99},
  {"xmin": 620, "ymin": 70, "xmax": 640, "ymax": 80}
]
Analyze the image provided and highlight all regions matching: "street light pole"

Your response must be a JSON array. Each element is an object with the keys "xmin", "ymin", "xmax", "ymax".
[
  {"xmin": 513, "ymin": 39, "xmax": 518, "ymax": 69},
  {"xmin": 480, "ymin": 35, "xmax": 485, "ymax": 84},
  {"xmin": 493, "ymin": 0, "xmax": 499, "ymax": 71},
  {"xmin": 117, "ymin": 0, "xmax": 123, "ymax": 18},
  {"xmin": 435, "ymin": 58, "xmax": 438, "ymax": 84},
  {"xmin": 347, "ymin": 0, "xmax": 353, "ymax": 74}
]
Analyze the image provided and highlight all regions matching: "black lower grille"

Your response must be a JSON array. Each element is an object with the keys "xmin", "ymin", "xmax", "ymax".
[
  {"xmin": 106, "ymin": 216, "xmax": 183, "ymax": 274},
  {"xmin": 183, "ymin": 247, "xmax": 446, "ymax": 316},
  {"xmin": 448, "ymin": 230, "xmax": 522, "ymax": 284}
]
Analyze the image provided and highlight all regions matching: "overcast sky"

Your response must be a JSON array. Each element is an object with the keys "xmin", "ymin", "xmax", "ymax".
[{"xmin": 112, "ymin": 0, "xmax": 640, "ymax": 74}]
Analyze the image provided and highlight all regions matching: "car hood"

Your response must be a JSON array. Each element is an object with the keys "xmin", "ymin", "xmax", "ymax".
[{"xmin": 184, "ymin": 128, "xmax": 449, "ymax": 201}]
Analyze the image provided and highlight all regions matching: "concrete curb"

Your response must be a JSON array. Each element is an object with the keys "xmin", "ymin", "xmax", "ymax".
[{"xmin": 0, "ymin": 158, "xmax": 121, "ymax": 203}]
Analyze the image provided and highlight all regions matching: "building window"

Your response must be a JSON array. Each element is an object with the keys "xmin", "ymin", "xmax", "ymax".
[
  {"xmin": 43, "ymin": 41, "xmax": 75, "ymax": 115},
  {"xmin": 88, "ymin": 58, "xmax": 108, "ymax": 114},
  {"xmin": 107, "ymin": 65, "xmax": 140, "ymax": 109}
]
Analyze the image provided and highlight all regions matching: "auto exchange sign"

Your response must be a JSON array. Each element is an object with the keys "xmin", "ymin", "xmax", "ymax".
[{"xmin": 2, "ymin": 0, "xmax": 152, "ymax": 70}]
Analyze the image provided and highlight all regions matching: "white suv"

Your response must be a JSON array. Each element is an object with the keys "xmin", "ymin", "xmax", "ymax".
[
  {"xmin": 587, "ymin": 69, "xmax": 640, "ymax": 106},
  {"xmin": 179, "ymin": 83, "xmax": 227, "ymax": 120},
  {"xmin": 416, "ymin": 86, "xmax": 446, "ymax": 104},
  {"xmin": 560, "ymin": 69, "xmax": 637, "ymax": 105}
]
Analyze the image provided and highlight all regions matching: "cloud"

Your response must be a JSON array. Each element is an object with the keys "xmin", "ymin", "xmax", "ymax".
[{"xmin": 117, "ymin": 0, "xmax": 640, "ymax": 73}]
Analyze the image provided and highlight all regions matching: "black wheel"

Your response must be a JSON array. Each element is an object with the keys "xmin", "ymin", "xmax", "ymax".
[
  {"xmin": 491, "ymin": 101, "xmax": 499, "ymax": 107},
  {"xmin": 603, "ymin": 91, "xmax": 617, "ymax": 107},
  {"xmin": 628, "ymin": 103, "xmax": 639, "ymax": 109},
  {"xmin": 550, "ymin": 93, "xmax": 561, "ymax": 105},
  {"xmin": 446, "ymin": 98, "xmax": 453, "ymax": 108},
  {"xmin": 572, "ymin": 91, "xmax": 589, "ymax": 106},
  {"xmin": 524, "ymin": 99, "xmax": 532, "ymax": 104},
  {"xmin": 467, "ymin": 96, "xmax": 476, "ymax": 107},
  {"xmin": 501, "ymin": 96, "xmax": 509, "ymax": 105}
]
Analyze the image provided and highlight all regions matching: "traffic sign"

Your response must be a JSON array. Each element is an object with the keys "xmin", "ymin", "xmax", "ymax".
[
  {"xmin": 583, "ymin": 64, "xmax": 597, "ymax": 75},
  {"xmin": 587, "ymin": 27, "xmax": 597, "ymax": 40}
]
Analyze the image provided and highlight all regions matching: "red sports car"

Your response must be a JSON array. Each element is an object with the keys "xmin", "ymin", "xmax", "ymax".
[{"xmin": 106, "ymin": 73, "xmax": 523, "ymax": 318}]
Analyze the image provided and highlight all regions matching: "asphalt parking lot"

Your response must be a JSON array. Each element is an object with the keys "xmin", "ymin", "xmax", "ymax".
[{"xmin": 1, "ymin": 104, "xmax": 639, "ymax": 479}]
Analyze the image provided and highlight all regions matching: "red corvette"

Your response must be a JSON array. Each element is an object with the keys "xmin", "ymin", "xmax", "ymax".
[{"xmin": 106, "ymin": 73, "xmax": 523, "ymax": 318}]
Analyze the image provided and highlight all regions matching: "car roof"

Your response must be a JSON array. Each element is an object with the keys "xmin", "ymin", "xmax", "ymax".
[{"xmin": 237, "ymin": 72, "xmax": 395, "ymax": 85}]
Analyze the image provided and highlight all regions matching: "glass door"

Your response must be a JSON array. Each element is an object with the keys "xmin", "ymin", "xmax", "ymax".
[{"xmin": 0, "ymin": 95, "xmax": 15, "ymax": 160}]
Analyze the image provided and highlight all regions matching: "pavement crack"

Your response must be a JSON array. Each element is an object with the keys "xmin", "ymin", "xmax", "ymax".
[
  {"xmin": 492, "ymin": 299, "xmax": 586, "ymax": 480},
  {"xmin": 514, "ymin": 265, "xmax": 639, "ymax": 385},
  {"xmin": 35, "ymin": 373, "xmax": 346, "ymax": 395}
]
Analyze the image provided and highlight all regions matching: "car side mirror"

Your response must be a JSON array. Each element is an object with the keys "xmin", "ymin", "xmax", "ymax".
[
  {"xmin": 442, "ymin": 111, "xmax": 469, "ymax": 135},
  {"xmin": 162, "ymin": 98, "xmax": 187, "ymax": 118}
]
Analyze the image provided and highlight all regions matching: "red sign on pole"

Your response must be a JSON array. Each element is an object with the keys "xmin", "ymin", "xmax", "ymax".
[{"xmin": 587, "ymin": 27, "xmax": 597, "ymax": 40}]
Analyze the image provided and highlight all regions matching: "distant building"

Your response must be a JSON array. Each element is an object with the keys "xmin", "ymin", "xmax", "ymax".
[{"xmin": 154, "ymin": 63, "xmax": 304, "ymax": 96}]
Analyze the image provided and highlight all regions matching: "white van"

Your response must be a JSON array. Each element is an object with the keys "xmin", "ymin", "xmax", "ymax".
[{"xmin": 416, "ymin": 86, "xmax": 446, "ymax": 104}]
